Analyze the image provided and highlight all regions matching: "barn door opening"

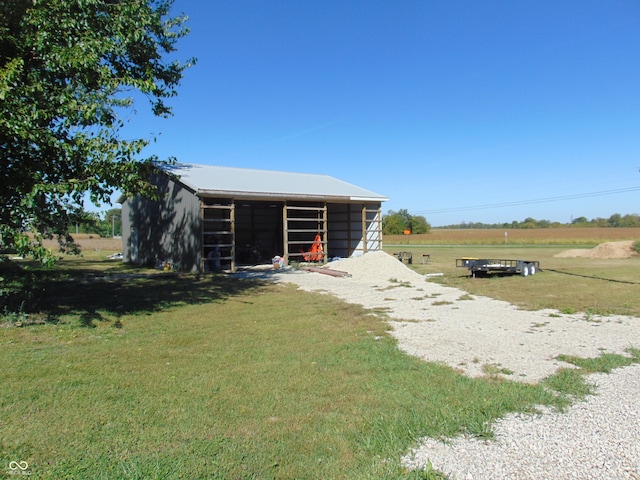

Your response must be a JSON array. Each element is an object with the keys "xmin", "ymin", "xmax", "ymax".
[
  {"xmin": 234, "ymin": 202, "xmax": 283, "ymax": 265},
  {"xmin": 283, "ymin": 203, "xmax": 327, "ymax": 265},
  {"xmin": 201, "ymin": 201, "xmax": 235, "ymax": 272},
  {"xmin": 362, "ymin": 205, "xmax": 383, "ymax": 253}
]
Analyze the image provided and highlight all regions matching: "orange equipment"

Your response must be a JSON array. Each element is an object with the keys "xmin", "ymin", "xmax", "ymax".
[{"xmin": 302, "ymin": 233, "xmax": 324, "ymax": 262}]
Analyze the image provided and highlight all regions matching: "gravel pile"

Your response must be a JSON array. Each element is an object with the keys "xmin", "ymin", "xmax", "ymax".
[{"xmin": 265, "ymin": 251, "xmax": 640, "ymax": 479}]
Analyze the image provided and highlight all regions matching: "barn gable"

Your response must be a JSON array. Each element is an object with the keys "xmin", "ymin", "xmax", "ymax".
[{"xmin": 120, "ymin": 163, "xmax": 388, "ymax": 272}]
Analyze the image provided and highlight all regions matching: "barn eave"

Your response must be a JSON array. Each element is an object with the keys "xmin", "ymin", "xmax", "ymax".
[{"xmin": 196, "ymin": 189, "xmax": 388, "ymax": 203}]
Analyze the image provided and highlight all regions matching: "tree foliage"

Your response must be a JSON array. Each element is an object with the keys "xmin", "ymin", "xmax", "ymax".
[
  {"xmin": 0, "ymin": 0, "xmax": 193, "ymax": 264},
  {"xmin": 72, "ymin": 208, "xmax": 122, "ymax": 238},
  {"xmin": 383, "ymin": 209, "xmax": 431, "ymax": 235},
  {"xmin": 438, "ymin": 213, "xmax": 640, "ymax": 229}
]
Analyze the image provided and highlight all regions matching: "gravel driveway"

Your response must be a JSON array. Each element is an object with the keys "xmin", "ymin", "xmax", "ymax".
[{"xmin": 260, "ymin": 251, "xmax": 640, "ymax": 479}]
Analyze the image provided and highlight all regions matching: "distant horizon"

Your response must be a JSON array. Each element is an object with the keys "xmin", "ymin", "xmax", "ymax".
[
  {"xmin": 431, "ymin": 215, "xmax": 640, "ymax": 228},
  {"xmin": 92, "ymin": 194, "xmax": 638, "ymax": 230},
  {"xmin": 405, "ymin": 209, "xmax": 640, "ymax": 228}
]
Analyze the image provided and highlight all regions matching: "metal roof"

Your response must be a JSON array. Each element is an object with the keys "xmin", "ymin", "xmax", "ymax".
[{"xmin": 163, "ymin": 163, "xmax": 388, "ymax": 202}]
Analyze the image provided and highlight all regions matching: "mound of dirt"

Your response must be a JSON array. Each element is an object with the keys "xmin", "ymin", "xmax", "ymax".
[{"xmin": 554, "ymin": 240, "xmax": 638, "ymax": 259}]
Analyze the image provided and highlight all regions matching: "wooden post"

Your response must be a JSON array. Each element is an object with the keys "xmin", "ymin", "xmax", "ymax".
[
  {"xmin": 230, "ymin": 201, "xmax": 236, "ymax": 272},
  {"xmin": 362, "ymin": 204, "xmax": 367, "ymax": 254},
  {"xmin": 347, "ymin": 204, "xmax": 352, "ymax": 257},
  {"xmin": 377, "ymin": 206, "xmax": 382, "ymax": 250},
  {"xmin": 200, "ymin": 201, "xmax": 204, "ymax": 272},
  {"xmin": 322, "ymin": 203, "xmax": 328, "ymax": 264},
  {"xmin": 282, "ymin": 203, "xmax": 288, "ymax": 265}
]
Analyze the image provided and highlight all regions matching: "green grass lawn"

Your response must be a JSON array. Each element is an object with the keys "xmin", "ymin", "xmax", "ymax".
[
  {"xmin": 1, "ymin": 253, "xmax": 639, "ymax": 479},
  {"xmin": 385, "ymin": 245, "xmax": 640, "ymax": 316}
]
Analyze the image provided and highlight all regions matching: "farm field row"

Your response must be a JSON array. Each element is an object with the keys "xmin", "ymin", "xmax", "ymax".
[
  {"xmin": 384, "ymin": 227, "xmax": 640, "ymax": 245},
  {"xmin": 52, "ymin": 228, "xmax": 640, "ymax": 254}
]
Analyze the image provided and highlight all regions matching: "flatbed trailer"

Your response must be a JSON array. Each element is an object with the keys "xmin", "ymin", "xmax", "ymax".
[{"xmin": 456, "ymin": 258, "xmax": 540, "ymax": 277}]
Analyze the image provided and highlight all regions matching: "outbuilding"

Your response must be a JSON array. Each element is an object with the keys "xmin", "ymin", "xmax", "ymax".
[{"xmin": 120, "ymin": 163, "xmax": 388, "ymax": 272}]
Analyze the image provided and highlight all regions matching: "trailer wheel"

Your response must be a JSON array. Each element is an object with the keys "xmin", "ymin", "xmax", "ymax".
[
  {"xmin": 529, "ymin": 264, "xmax": 536, "ymax": 275},
  {"xmin": 521, "ymin": 264, "xmax": 529, "ymax": 277}
]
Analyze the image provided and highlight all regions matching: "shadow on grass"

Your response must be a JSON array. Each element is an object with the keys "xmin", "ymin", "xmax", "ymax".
[
  {"xmin": 1, "ymin": 259, "xmax": 266, "ymax": 325},
  {"xmin": 545, "ymin": 268, "xmax": 640, "ymax": 285}
]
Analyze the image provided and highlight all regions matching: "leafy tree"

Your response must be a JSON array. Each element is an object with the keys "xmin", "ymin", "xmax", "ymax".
[
  {"xmin": 72, "ymin": 208, "xmax": 122, "ymax": 237},
  {"xmin": 104, "ymin": 208, "xmax": 123, "ymax": 238},
  {"xmin": 437, "ymin": 214, "xmax": 639, "ymax": 230},
  {"xmin": 383, "ymin": 210, "xmax": 431, "ymax": 235},
  {"xmin": 620, "ymin": 214, "xmax": 640, "ymax": 227},
  {"xmin": 1, "ymin": 0, "xmax": 193, "ymax": 264},
  {"xmin": 382, "ymin": 214, "xmax": 405, "ymax": 235},
  {"xmin": 608, "ymin": 213, "xmax": 622, "ymax": 227},
  {"xmin": 395, "ymin": 209, "xmax": 413, "ymax": 227},
  {"xmin": 383, "ymin": 210, "xmax": 408, "ymax": 235},
  {"xmin": 410, "ymin": 215, "xmax": 431, "ymax": 234}
]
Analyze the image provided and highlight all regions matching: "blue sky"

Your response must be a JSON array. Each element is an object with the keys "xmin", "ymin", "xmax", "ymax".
[{"xmin": 117, "ymin": 0, "xmax": 639, "ymax": 226}]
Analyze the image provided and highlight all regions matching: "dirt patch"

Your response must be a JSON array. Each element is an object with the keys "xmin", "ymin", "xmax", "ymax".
[{"xmin": 554, "ymin": 240, "xmax": 638, "ymax": 259}]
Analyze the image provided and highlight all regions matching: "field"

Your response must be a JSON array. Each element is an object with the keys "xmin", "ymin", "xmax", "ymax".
[
  {"xmin": 384, "ymin": 226, "xmax": 640, "ymax": 245},
  {"xmin": 46, "ymin": 227, "xmax": 640, "ymax": 253},
  {"xmin": 1, "ymin": 229, "xmax": 639, "ymax": 478},
  {"xmin": 42, "ymin": 233, "xmax": 122, "ymax": 253},
  {"xmin": 383, "ymin": 228, "xmax": 640, "ymax": 317},
  {"xmin": 42, "ymin": 228, "xmax": 640, "ymax": 317}
]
